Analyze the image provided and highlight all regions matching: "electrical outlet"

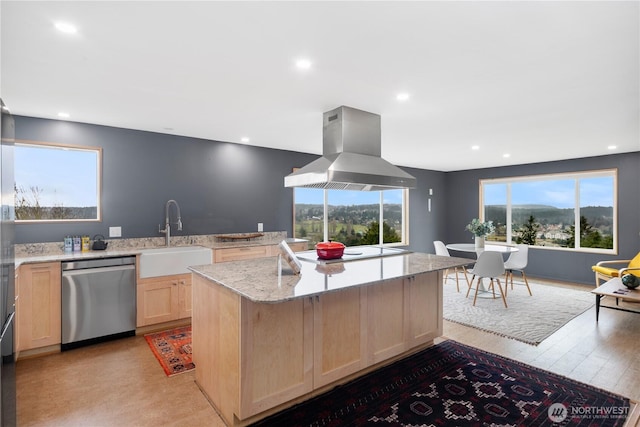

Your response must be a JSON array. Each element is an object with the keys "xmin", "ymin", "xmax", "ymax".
[
  {"xmin": 258, "ymin": 223, "xmax": 263, "ymax": 232},
  {"xmin": 109, "ymin": 226, "xmax": 122, "ymax": 238}
]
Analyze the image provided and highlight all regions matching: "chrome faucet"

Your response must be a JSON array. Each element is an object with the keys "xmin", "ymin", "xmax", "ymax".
[{"xmin": 159, "ymin": 199, "xmax": 183, "ymax": 246}]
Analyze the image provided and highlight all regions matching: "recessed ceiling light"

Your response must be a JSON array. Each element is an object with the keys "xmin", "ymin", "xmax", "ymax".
[
  {"xmin": 471, "ymin": 145, "xmax": 480, "ymax": 150},
  {"xmin": 503, "ymin": 153, "xmax": 511, "ymax": 158},
  {"xmin": 607, "ymin": 145, "xmax": 617, "ymax": 150},
  {"xmin": 57, "ymin": 112, "xmax": 70, "ymax": 118},
  {"xmin": 241, "ymin": 137, "xmax": 250, "ymax": 143},
  {"xmin": 295, "ymin": 58, "xmax": 312, "ymax": 70},
  {"xmin": 55, "ymin": 21, "xmax": 78, "ymax": 34},
  {"xmin": 396, "ymin": 93, "xmax": 410, "ymax": 102}
]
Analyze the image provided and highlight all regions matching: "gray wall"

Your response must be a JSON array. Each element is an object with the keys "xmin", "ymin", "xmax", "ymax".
[
  {"xmin": 14, "ymin": 116, "xmax": 447, "ymax": 249},
  {"xmin": 14, "ymin": 116, "xmax": 320, "ymax": 242},
  {"xmin": 444, "ymin": 152, "xmax": 640, "ymax": 285},
  {"xmin": 14, "ymin": 116, "xmax": 639, "ymax": 285}
]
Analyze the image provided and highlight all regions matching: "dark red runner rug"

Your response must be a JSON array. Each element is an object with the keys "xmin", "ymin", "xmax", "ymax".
[
  {"xmin": 251, "ymin": 340, "xmax": 630, "ymax": 426},
  {"xmin": 144, "ymin": 326, "xmax": 194, "ymax": 377}
]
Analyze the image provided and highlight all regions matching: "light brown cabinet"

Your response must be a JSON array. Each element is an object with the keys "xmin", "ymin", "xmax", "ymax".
[
  {"xmin": 136, "ymin": 273, "xmax": 191, "ymax": 327},
  {"xmin": 179, "ymin": 279, "xmax": 192, "ymax": 319},
  {"xmin": 405, "ymin": 272, "xmax": 442, "ymax": 348},
  {"xmin": 366, "ymin": 278, "xmax": 407, "ymax": 364},
  {"xmin": 313, "ymin": 287, "xmax": 366, "ymax": 387},
  {"xmin": 239, "ymin": 295, "xmax": 314, "ymax": 418},
  {"xmin": 17, "ymin": 262, "xmax": 62, "ymax": 351}
]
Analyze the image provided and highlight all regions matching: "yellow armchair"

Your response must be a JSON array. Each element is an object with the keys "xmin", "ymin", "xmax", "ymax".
[{"xmin": 592, "ymin": 252, "xmax": 640, "ymax": 287}]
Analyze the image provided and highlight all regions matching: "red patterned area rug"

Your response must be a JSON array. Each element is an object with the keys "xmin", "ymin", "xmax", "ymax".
[
  {"xmin": 144, "ymin": 326, "xmax": 194, "ymax": 377},
  {"xmin": 251, "ymin": 340, "xmax": 630, "ymax": 426}
]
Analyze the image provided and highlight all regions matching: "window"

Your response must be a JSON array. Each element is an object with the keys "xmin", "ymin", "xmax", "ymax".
[
  {"xmin": 294, "ymin": 188, "xmax": 408, "ymax": 247},
  {"xmin": 480, "ymin": 169, "xmax": 616, "ymax": 253},
  {"xmin": 14, "ymin": 140, "xmax": 102, "ymax": 222}
]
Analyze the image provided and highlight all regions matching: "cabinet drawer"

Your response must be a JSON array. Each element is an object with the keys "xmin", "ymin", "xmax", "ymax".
[{"xmin": 214, "ymin": 246, "xmax": 270, "ymax": 263}]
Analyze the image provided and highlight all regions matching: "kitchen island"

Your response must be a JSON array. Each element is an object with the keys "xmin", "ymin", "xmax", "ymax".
[{"xmin": 190, "ymin": 251, "xmax": 469, "ymax": 426}]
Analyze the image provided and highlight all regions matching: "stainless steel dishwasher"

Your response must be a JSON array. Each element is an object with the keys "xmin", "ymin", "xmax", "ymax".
[{"xmin": 61, "ymin": 256, "xmax": 136, "ymax": 350}]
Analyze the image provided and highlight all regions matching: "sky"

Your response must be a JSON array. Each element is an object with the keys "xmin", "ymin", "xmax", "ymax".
[
  {"xmin": 15, "ymin": 145, "xmax": 98, "ymax": 207},
  {"xmin": 483, "ymin": 176, "xmax": 614, "ymax": 208}
]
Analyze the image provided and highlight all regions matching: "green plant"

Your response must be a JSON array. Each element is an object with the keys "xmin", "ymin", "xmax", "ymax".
[{"xmin": 465, "ymin": 218, "xmax": 495, "ymax": 237}]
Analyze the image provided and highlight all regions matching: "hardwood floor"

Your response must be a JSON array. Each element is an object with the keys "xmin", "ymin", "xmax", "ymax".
[
  {"xmin": 16, "ymin": 336, "xmax": 225, "ymax": 426},
  {"xmin": 17, "ymin": 279, "xmax": 640, "ymax": 426}
]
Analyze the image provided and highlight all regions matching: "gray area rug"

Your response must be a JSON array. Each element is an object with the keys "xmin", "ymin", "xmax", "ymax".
[{"xmin": 442, "ymin": 277, "xmax": 595, "ymax": 345}]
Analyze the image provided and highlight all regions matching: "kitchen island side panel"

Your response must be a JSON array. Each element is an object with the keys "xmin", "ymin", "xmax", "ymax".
[{"xmin": 192, "ymin": 274, "xmax": 241, "ymax": 425}]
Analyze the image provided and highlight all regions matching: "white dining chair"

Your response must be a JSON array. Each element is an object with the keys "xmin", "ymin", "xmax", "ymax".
[
  {"xmin": 466, "ymin": 251, "xmax": 507, "ymax": 307},
  {"xmin": 503, "ymin": 244, "xmax": 532, "ymax": 296},
  {"xmin": 434, "ymin": 240, "xmax": 469, "ymax": 292}
]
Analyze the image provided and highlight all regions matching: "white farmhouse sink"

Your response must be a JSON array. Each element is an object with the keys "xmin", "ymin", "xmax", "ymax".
[{"xmin": 139, "ymin": 246, "xmax": 212, "ymax": 278}]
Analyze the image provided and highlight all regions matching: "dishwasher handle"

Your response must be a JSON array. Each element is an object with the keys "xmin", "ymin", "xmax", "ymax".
[
  {"xmin": 62, "ymin": 256, "xmax": 136, "ymax": 271},
  {"xmin": 62, "ymin": 264, "xmax": 135, "ymax": 277}
]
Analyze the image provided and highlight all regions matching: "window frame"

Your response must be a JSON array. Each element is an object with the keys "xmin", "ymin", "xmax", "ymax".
[
  {"xmin": 293, "ymin": 187, "xmax": 410, "ymax": 247},
  {"xmin": 479, "ymin": 169, "xmax": 617, "ymax": 254},
  {"xmin": 14, "ymin": 139, "xmax": 103, "ymax": 223}
]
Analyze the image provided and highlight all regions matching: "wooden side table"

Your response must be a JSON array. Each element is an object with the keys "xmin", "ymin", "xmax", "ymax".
[{"xmin": 591, "ymin": 277, "xmax": 640, "ymax": 321}]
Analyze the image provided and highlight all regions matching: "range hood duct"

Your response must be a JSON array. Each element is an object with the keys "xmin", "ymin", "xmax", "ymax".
[{"xmin": 284, "ymin": 106, "xmax": 417, "ymax": 191}]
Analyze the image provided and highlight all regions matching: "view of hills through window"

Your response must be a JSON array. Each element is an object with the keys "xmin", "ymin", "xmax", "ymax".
[
  {"xmin": 14, "ymin": 142, "xmax": 100, "ymax": 221},
  {"xmin": 294, "ymin": 188, "xmax": 406, "ymax": 247},
  {"xmin": 482, "ymin": 172, "xmax": 615, "ymax": 250}
]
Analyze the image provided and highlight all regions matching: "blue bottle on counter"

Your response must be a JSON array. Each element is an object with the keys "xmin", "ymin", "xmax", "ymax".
[
  {"xmin": 64, "ymin": 236, "xmax": 73, "ymax": 252},
  {"xmin": 73, "ymin": 236, "xmax": 82, "ymax": 252}
]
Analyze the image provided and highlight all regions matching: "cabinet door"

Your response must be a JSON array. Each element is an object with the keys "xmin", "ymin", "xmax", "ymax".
[
  {"xmin": 313, "ymin": 287, "xmax": 366, "ymax": 387},
  {"xmin": 178, "ymin": 277, "xmax": 192, "ymax": 319},
  {"xmin": 239, "ymin": 297, "xmax": 313, "ymax": 418},
  {"xmin": 405, "ymin": 272, "xmax": 442, "ymax": 348},
  {"xmin": 366, "ymin": 278, "xmax": 406, "ymax": 364},
  {"xmin": 18, "ymin": 262, "xmax": 62, "ymax": 351},
  {"xmin": 136, "ymin": 279, "xmax": 179, "ymax": 327}
]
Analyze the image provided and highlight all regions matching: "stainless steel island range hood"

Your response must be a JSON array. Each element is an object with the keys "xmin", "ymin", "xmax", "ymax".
[{"xmin": 284, "ymin": 106, "xmax": 417, "ymax": 191}]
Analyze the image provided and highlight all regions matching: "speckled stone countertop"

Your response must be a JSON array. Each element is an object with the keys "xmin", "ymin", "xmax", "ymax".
[
  {"xmin": 14, "ymin": 232, "xmax": 308, "ymax": 267},
  {"xmin": 189, "ymin": 252, "xmax": 471, "ymax": 303}
]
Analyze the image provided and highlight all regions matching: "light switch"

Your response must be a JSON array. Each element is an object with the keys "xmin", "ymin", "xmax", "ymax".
[{"xmin": 109, "ymin": 226, "xmax": 122, "ymax": 237}]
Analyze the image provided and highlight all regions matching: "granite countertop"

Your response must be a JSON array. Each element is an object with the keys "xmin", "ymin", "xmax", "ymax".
[
  {"xmin": 15, "ymin": 248, "xmax": 162, "ymax": 266},
  {"xmin": 189, "ymin": 252, "xmax": 471, "ymax": 303}
]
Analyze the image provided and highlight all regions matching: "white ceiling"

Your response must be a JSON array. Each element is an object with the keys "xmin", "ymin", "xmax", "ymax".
[{"xmin": 1, "ymin": 1, "xmax": 638, "ymax": 172}]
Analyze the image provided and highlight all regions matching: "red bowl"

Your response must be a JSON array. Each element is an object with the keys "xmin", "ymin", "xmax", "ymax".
[{"xmin": 315, "ymin": 242, "xmax": 345, "ymax": 260}]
